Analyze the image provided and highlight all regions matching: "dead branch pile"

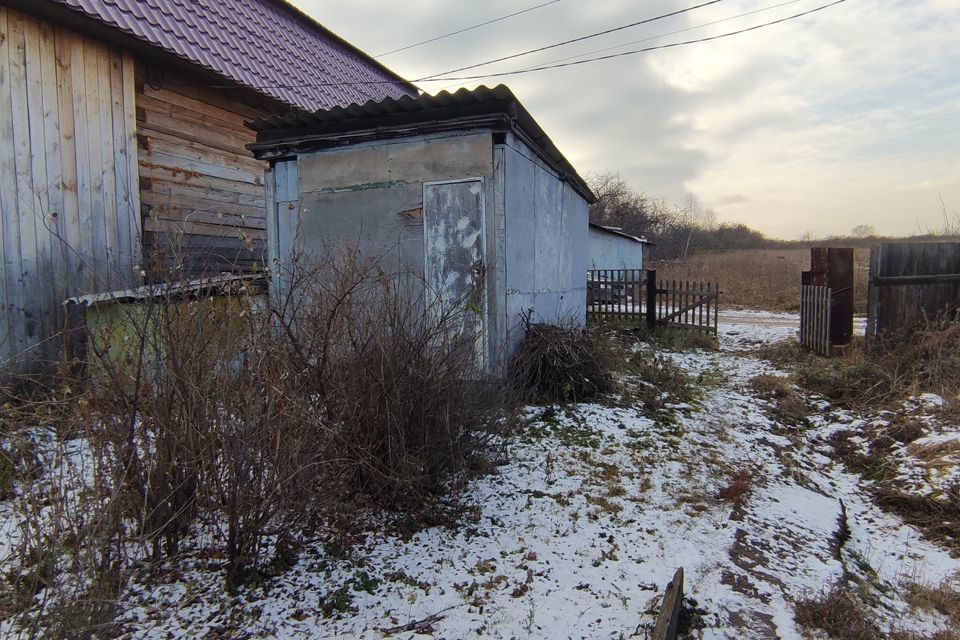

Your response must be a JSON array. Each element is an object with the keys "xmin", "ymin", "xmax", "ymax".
[{"xmin": 509, "ymin": 321, "xmax": 611, "ymax": 403}]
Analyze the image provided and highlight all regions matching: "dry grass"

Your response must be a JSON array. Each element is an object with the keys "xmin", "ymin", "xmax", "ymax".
[
  {"xmin": 795, "ymin": 587, "xmax": 884, "ymax": 640},
  {"xmin": 796, "ymin": 584, "xmax": 960, "ymax": 640},
  {"xmin": 652, "ymin": 247, "xmax": 871, "ymax": 312},
  {"xmin": 717, "ymin": 469, "xmax": 754, "ymax": 506},
  {"xmin": 749, "ymin": 374, "xmax": 811, "ymax": 425},
  {"xmin": 904, "ymin": 580, "xmax": 960, "ymax": 629}
]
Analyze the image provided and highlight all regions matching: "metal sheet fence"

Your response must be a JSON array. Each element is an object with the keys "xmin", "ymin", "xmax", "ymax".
[{"xmin": 800, "ymin": 285, "xmax": 832, "ymax": 356}]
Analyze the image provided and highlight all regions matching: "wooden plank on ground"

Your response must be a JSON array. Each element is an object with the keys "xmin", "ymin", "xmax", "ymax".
[{"xmin": 652, "ymin": 567, "xmax": 684, "ymax": 640}]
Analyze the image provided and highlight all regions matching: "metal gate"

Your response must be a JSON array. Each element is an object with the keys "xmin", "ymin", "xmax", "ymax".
[{"xmin": 800, "ymin": 284, "xmax": 832, "ymax": 356}]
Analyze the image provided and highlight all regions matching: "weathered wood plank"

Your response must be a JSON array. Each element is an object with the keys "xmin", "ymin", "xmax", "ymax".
[
  {"xmin": 24, "ymin": 15, "xmax": 55, "ymax": 349},
  {"xmin": 140, "ymin": 194, "xmax": 264, "ymax": 220},
  {"xmin": 70, "ymin": 31, "xmax": 96, "ymax": 292},
  {"xmin": 110, "ymin": 46, "xmax": 131, "ymax": 283},
  {"xmin": 0, "ymin": 5, "xmax": 18, "ymax": 362},
  {"xmin": 138, "ymin": 162, "xmax": 266, "ymax": 197},
  {"xmin": 54, "ymin": 27, "xmax": 80, "ymax": 296},
  {"xmin": 137, "ymin": 108, "xmax": 255, "ymax": 155},
  {"xmin": 652, "ymin": 568, "xmax": 684, "ymax": 640},
  {"xmin": 9, "ymin": 11, "xmax": 37, "ymax": 359},
  {"xmin": 141, "ymin": 178, "xmax": 265, "ymax": 209},
  {"xmin": 37, "ymin": 19, "xmax": 63, "ymax": 316},
  {"xmin": 83, "ymin": 37, "xmax": 108, "ymax": 290},
  {"xmin": 140, "ymin": 150, "xmax": 261, "ymax": 185},
  {"xmin": 143, "ymin": 217, "xmax": 266, "ymax": 238},
  {"xmin": 121, "ymin": 51, "xmax": 141, "ymax": 272},
  {"xmin": 143, "ymin": 81, "xmax": 269, "ymax": 122},
  {"xmin": 136, "ymin": 91, "xmax": 253, "ymax": 130},
  {"xmin": 142, "ymin": 134, "xmax": 266, "ymax": 175},
  {"xmin": 97, "ymin": 42, "xmax": 119, "ymax": 280}
]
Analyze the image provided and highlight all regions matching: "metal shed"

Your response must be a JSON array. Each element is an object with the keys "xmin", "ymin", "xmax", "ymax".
[
  {"xmin": 248, "ymin": 85, "xmax": 595, "ymax": 372},
  {"xmin": 588, "ymin": 223, "xmax": 649, "ymax": 271}
]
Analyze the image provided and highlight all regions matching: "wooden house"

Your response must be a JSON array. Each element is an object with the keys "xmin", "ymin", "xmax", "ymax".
[{"xmin": 0, "ymin": 0, "xmax": 415, "ymax": 370}]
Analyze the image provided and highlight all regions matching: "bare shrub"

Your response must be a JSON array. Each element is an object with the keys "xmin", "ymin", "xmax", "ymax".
[
  {"xmin": 280, "ymin": 255, "xmax": 506, "ymax": 508},
  {"xmin": 1, "ymin": 250, "xmax": 509, "ymax": 633},
  {"xmin": 795, "ymin": 586, "xmax": 883, "ymax": 640},
  {"xmin": 508, "ymin": 320, "xmax": 612, "ymax": 403}
]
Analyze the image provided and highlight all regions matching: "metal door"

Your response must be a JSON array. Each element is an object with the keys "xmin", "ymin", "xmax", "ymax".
[{"xmin": 423, "ymin": 178, "xmax": 486, "ymax": 370}]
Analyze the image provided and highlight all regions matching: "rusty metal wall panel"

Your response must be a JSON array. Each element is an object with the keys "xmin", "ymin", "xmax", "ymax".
[{"xmin": 828, "ymin": 248, "xmax": 854, "ymax": 345}]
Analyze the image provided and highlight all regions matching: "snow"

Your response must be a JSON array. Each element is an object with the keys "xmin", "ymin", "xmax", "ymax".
[{"xmin": 2, "ymin": 310, "xmax": 958, "ymax": 639}]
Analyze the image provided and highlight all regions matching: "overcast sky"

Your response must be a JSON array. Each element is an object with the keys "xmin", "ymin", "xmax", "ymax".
[{"xmin": 290, "ymin": 0, "xmax": 960, "ymax": 240}]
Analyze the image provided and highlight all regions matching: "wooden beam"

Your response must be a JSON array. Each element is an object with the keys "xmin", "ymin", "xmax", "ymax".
[{"xmin": 651, "ymin": 567, "xmax": 684, "ymax": 640}]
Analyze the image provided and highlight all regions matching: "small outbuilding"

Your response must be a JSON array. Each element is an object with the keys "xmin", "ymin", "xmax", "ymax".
[
  {"xmin": 248, "ymin": 85, "xmax": 595, "ymax": 372},
  {"xmin": 588, "ymin": 223, "xmax": 649, "ymax": 272}
]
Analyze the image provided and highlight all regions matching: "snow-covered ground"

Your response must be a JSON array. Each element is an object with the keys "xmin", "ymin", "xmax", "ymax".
[{"xmin": 2, "ymin": 310, "xmax": 957, "ymax": 639}]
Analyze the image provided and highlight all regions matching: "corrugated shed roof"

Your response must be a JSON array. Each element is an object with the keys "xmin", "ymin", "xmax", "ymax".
[
  {"xmin": 49, "ymin": 0, "xmax": 415, "ymax": 110},
  {"xmin": 589, "ymin": 223, "xmax": 650, "ymax": 244},
  {"xmin": 248, "ymin": 85, "xmax": 597, "ymax": 204}
]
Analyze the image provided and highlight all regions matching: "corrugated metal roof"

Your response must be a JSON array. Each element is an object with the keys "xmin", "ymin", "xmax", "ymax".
[
  {"xmin": 49, "ymin": 0, "xmax": 414, "ymax": 110},
  {"xmin": 589, "ymin": 223, "xmax": 650, "ymax": 244},
  {"xmin": 248, "ymin": 84, "xmax": 597, "ymax": 204},
  {"xmin": 64, "ymin": 274, "xmax": 266, "ymax": 305}
]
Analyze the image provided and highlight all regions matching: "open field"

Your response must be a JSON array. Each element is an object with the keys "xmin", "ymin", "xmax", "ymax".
[{"xmin": 651, "ymin": 248, "xmax": 872, "ymax": 313}]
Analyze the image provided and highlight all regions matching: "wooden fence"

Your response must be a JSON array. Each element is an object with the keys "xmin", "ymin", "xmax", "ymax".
[
  {"xmin": 800, "ymin": 285, "xmax": 832, "ymax": 356},
  {"xmin": 866, "ymin": 242, "xmax": 960, "ymax": 338},
  {"xmin": 586, "ymin": 269, "xmax": 645, "ymax": 322},
  {"xmin": 587, "ymin": 269, "xmax": 718, "ymax": 335}
]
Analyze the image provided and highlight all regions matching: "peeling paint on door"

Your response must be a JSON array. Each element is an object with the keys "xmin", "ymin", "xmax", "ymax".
[{"xmin": 423, "ymin": 178, "xmax": 486, "ymax": 370}]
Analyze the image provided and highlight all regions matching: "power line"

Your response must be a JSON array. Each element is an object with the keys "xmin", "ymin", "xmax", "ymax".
[
  {"xmin": 423, "ymin": 0, "xmax": 849, "ymax": 84},
  {"xmin": 416, "ymin": 0, "xmax": 729, "ymax": 82},
  {"xmin": 438, "ymin": 0, "xmax": 802, "ymax": 91},
  {"xmin": 205, "ymin": 0, "xmax": 848, "ymax": 91},
  {"xmin": 374, "ymin": 0, "xmax": 561, "ymax": 58}
]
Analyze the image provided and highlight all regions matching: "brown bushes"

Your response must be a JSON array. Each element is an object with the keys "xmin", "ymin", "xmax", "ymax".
[{"xmin": 1, "ymin": 252, "xmax": 508, "ymax": 634}]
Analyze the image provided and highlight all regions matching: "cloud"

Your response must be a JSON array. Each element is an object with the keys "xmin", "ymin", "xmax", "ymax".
[{"xmin": 293, "ymin": 0, "xmax": 960, "ymax": 238}]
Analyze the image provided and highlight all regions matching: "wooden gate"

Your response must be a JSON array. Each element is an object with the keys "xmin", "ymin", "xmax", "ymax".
[
  {"xmin": 586, "ymin": 269, "xmax": 718, "ymax": 335},
  {"xmin": 866, "ymin": 242, "xmax": 960, "ymax": 338},
  {"xmin": 649, "ymin": 271, "xmax": 718, "ymax": 335},
  {"xmin": 800, "ymin": 285, "xmax": 832, "ymax": 356}
]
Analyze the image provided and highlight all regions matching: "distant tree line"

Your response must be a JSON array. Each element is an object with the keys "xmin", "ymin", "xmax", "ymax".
[
  {"xmin": 587, "ymin": 172, "xmax": 774, "ymax": 260},
  {"xmin": 587, "ymin": 172, "xmax": 960, "ymax": 260}
]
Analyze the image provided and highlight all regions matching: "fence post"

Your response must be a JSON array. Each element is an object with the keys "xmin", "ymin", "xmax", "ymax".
[{"xmin": 646, "ymin": 269, "xmax": 657, "ymax": 330}]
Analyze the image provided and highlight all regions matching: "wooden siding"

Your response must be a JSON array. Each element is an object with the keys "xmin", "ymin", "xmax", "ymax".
[
  {"xmin": 135, "ymin": 71, "xmax": 270, "ymax": 279},
  {"xmin": 0, "ymin": 7, "xmax": 139, "ymax": 368}
]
